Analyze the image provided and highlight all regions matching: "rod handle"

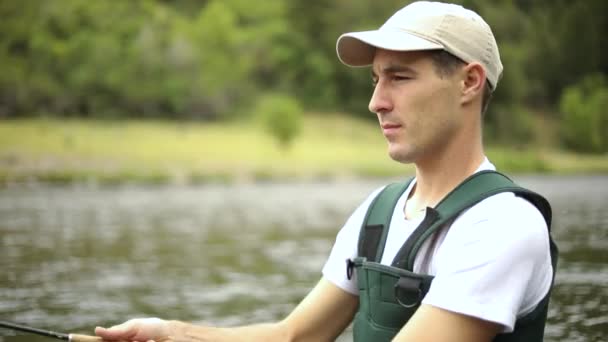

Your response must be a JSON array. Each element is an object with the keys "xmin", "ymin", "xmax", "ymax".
[
  {"xmin": 69, "ymin": 334, "xmax": 103, "ymax": 342},
  {"xmin": 69, "ymin": 334, "xmax": 131, "ymax": 342}
]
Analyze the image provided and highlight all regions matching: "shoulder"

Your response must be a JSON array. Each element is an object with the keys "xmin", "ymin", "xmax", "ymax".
[
  {"xmin": 447, "ymin": 191, "xmax": 550, "ymax": 258},
  {"xmin": 466, "ymin": 191, "xmax": 547, "ymax": 232},
  {"xmin": 321, "ymin": 184, "xmax": 387, "ymax": 294},
  {"xmin": 424, "ymin": 192, "xmax": 553, "ymax": 330},
  {"xmin": 339, "ymin": 185, "xmax": 387, "ymax": 233}
]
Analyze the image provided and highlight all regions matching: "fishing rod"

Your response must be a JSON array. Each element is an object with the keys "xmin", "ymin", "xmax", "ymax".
[{"xmin": 0, "ymin": 320, "xmax": 104, "ymax": 342}]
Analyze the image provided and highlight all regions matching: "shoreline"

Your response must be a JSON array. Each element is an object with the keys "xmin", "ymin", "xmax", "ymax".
[
  {"xmin": 1, "ymin": 117, "xmax": 606, "ymax": 186},
  {"xmin": 2, "ymin": 159, "xmax": 606, "ymax": 187}
]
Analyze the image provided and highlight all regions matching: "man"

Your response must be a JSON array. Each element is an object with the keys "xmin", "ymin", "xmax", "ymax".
[{"xmin": 95, "ymin": 2, "xmax": 557, "ymax": 341}]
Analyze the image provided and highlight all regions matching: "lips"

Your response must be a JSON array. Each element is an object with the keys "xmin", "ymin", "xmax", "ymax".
[
  {"xmin": 381, "ymin": 123, "xmax": 401, "ymax": 130},
  {"xmin": 381, "ymin": 123, "xmax": 402, "ymax": 136}
]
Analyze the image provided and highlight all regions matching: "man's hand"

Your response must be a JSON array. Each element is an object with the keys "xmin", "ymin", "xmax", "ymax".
[{"xmin": 95, "ymin": 318, "xmax": 173, "ymax": 342}]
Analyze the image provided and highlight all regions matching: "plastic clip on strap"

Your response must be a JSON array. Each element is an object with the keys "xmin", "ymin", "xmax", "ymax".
[{"xmin": 346, "ymin": 259, "xmax": 356, "ymax": 280}]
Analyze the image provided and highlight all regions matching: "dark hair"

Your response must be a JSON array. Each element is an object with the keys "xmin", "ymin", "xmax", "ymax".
[{"xmin": 428, "ymin": 50, "xmax": 493, "ymax": 116}]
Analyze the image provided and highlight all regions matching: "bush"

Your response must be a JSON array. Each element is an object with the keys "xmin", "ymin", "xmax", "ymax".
[
  {"xmin": 559, "ymin": 74, "xmax": 608, "ymax": 154},
  {"xmin": 484, "ymin": 104, "xmax": 535, "ymax": 146},
  {"xmin": 255, "ymin": 93, "xmax": 303, "ymax": 150}
]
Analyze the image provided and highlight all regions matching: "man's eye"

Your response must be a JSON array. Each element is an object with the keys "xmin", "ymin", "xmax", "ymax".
[{"xmin": 393, "ymin": 75, "xmax": 411, "ymax": 81}]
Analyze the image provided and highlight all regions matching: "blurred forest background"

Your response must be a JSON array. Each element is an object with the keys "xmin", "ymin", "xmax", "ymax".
[{"xmin": 0, "ymin": 0, "xmax": 606, "ymax": 183}]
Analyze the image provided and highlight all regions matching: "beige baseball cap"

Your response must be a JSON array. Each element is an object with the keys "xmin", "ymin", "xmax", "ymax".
[{"xmin": 336, "ymin": 1, "xmax": 503, "ymax": 90}]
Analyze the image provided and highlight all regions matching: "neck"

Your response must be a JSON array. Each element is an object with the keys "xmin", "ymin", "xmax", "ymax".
[{"xmin": 407, "ymin": 123, "xmax": 485, "ymax": 214}]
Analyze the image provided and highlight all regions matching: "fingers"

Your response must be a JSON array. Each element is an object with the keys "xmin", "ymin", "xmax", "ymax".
[
  {"xmin": 94, "ymin": 318, "xmax": 169, "ymax": 342},
  {"xmin": 94, "ymin": 326, "xmax": 128, "ymax": 340},
  {"xmin": 95, "ymin": 320, "xmax": 137, "ymax": 340}
]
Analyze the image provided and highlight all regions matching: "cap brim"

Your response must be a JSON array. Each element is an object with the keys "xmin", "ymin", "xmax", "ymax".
[{"xmin": 337, "ymin": 29, "xmax": 444, "ymax": 66}]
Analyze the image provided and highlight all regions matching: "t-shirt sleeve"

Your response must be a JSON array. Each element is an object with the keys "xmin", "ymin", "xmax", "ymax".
[
  {"xmin": 421, "ymin": 193, "xmax": 553, "ymax": 332},
  {"xmin": 322, "ymin": 186, "xmax": 385, "ymax": 295}
]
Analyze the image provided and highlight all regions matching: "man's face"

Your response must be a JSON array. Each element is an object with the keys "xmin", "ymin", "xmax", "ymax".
[{"xmin": 369, "ymin": 49, "xmax": 463, "ymax": 164}]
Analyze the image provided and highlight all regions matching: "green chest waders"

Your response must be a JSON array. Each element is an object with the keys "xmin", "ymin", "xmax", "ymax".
[{"xmin": 349, "ymin": 171, "xmax": 558, "ymax": 341}]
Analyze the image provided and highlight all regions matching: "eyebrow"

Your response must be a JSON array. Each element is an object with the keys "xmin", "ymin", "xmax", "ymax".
[{"xmin": 371, "ymin": 64, "xmax": 418, "ymax": 78}]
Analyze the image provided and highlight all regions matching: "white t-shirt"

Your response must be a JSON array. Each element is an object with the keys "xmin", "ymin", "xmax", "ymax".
[{"xmin": 322, "ymin": 159, "xmax": 553, "ymax": 332}]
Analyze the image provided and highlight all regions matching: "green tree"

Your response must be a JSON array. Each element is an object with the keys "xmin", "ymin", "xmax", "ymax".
[
  {"xmin": 1, "ymin": 0, "xmax": 606, "ymax": 149},
  {"xmin": 255, "ymin": 93, "xmax": 303, "ymax": 150},
  {"xmin": 524, "ymin": 0, "xmax": 607, "ymax": 107},
  {"xmin": 559, "ymin": 74, "xmax": 608, "ymax": 153}
]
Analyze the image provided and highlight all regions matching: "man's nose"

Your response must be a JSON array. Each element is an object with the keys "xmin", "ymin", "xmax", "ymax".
[{"xmin": 368, "ymin": 81, "xmax": 392, "ymax": 115}]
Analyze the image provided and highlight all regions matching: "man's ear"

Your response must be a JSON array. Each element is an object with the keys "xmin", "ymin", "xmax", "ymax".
[{"xmin": 460, "ymin": 62, "xmax": 486, "ymax": 105}]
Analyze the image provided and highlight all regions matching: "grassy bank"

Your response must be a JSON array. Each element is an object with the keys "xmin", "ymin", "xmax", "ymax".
[{"xmin": 0, "ymin": 115, "xmax": 606, "ymax": 185}]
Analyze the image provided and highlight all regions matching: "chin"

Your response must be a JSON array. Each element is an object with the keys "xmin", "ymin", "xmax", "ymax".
[{"xmin": 387, "ymin": 146, "xmax": 416, "ymax": 164}]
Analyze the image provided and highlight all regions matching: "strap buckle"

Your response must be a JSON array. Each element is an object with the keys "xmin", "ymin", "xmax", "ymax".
[
  {"xmin": 346, "ymin": 258, "xmax": 355, "ymax": 280},
  {"xmin": 394, "ymin": 276, "xmax": 422, "ymax": 308}
]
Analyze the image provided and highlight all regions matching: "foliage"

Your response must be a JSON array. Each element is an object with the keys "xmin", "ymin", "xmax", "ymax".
[
  {"xmin": 0, "ymin": 0, "xmax": 290, "ymax": 120},
  {"xmin": 484, "ymin": 105, "xmax": 534, "ymax": 146},
  {"xmin": 523, "ymin": 0, "xmax": 607, "ymax": 106},
  {"xmin": 0, "ymin": 0, "xmax": 606, "ymax": 148},
  {"xmin": 255, "ymin": 94, "xmax": 303, "ymax": 150},
  {"xmin": 559, "ymin": 74, "xmax": 608, "ymax": 154}
]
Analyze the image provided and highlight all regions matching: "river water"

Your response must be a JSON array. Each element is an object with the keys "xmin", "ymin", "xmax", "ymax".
[{"xmin": 0, "ymin": 175, "xmax": 606, "ymax": 341}]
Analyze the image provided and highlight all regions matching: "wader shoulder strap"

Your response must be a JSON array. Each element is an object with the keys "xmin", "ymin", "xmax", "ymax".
[
  {"xmin": 391, "ymin": 170, "xmax": 553, "ymax": 271},
  {"xmin": 357, "ymin": 178, "xmax": 414, "ymax": 262}
]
